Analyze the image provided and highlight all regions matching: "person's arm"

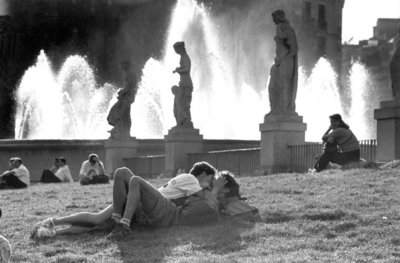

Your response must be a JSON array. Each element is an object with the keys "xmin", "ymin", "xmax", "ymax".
[
  {"xmin": 192, "ymin": 177, "xmax": 225, "ymax": 198},
  {"xmin": 79, "ymin": 162, "xmax": 87, "ymax": 181},
  {"xmin": 0, "ymin": 170, "xmax": 14, "ymax": 178},
  {"xmin": 174, "ymin": 55, "xmax": 191, "ymax": 74},
  {"xmin": 56, "ymin": 166, "xmax": 74, "ymax": 182},
  {"xmin": 274, "ymin": 24, "xmax": 298, "ymax": 65},
  {"xmin": 98, "ymin": 161, "xmax": 106, "ymax": 176},
  {"xmin": 193, "ymin": 176, "xmax": 227, "ymax": 210},
  {"xmin": 322, "ymin": 126, "xmax": 332, "ymax": 142},
  {"xmin": 65, "ymin": 167, "xmax": 74, "ymax": 182},
  {"xmin": 49, "ymin": 165, "xmax": 58, "ymax": 174},
  {"xmin": 284, "ymin": 26, "xmax": 298, "ymax": 58}
]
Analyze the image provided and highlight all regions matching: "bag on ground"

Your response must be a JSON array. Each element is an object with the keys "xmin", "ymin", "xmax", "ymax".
[{"xmin": 179, "ymin": 196, "xmax": 220, "ymax": 226}]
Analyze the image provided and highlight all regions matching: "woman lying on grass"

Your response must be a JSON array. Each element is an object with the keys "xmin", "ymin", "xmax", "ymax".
[{"xmin": 31, "ymin": 166, "xmax": 255, "ymax": 240}]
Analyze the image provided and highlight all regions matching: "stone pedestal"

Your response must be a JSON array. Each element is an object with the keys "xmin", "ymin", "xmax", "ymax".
[
  {"xmin": 258, "ymin": 113, "xmax": 307, "ymax": 174},
  {"xmin": 374, "ymin": 100, "xmax": 400, "ymax": 161},
  {"xmin": 164, "ymin": 127, "xmax": 203, "ymax": 177},
  {"xmin": 105, "ymin": 138, "xmax": 139, "ymax": 177}
]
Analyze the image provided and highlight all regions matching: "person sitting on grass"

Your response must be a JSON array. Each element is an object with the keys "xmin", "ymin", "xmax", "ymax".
[
  {"xmin": 40, "ymin": 157, "xmax": 73, "ymax": 183},
  {"xmin": 79, "ymin": 153, "xmax": 109, "ymax": 185},
  {"xmin": 0, "ymin": 157, "xmax": 30, "ymax": 190},
  {"xmin": 40, "ymin": 157, "xmax": 59, "ymax": 183},
  {"xmin": 312, "ymin": 114, "xmax": 360, "ymax": 172},
  {"xmin": 31, "ymin": 161, "xmax": 227, "ymax": 239}
]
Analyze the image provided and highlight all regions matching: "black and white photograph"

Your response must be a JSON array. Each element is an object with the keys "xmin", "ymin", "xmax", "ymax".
[{"xmin": 0, "ymin": 0, "xmax": 400, "ymax": 262}]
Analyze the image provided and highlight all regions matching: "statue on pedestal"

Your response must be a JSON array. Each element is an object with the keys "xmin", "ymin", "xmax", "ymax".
[
  {"xmin": 390, "ymin": 25, "xmax": 400, "ymax": 100},
  {"xmin": 172, "ymin": 41, "xmax": 193, "ymax": 128},
  {"xmin": 107, "ymin": 60, "xmax": 138, "ymax": 139},
  {"xmin": 267, "ymin": 10, "xmax": 298, "ymax": 115}
]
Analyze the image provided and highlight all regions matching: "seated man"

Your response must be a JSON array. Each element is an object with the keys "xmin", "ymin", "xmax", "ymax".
[
  {"xmin": 56, "ymin": 157, "xmax": 74, "ymax": 183},
  {"xmin": 108, "ymin": 161, "xmax": 226, "ymax": 238},
  {"xmin": 41, "ymin": 157, "xmax": 73, "ymax": 183},
  {"xmin": 79, "ymin": 153, "xmax": 109, "ymax": 185},
  {"xmin": 40, "ymin": 157, "xmax": 60, "ymax": 183},
  {"xmin": 0, "ymin": 157, "xmax": 30, "ymax": 189}
]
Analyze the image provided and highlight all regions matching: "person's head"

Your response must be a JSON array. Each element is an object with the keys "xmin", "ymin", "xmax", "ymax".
[
  {"xmin": 11, "ymin": 157, "xmax": 22, "ymax": 168},
  {"xmin": 58, "ymin": 157, "xmax": 67, "ymax": 166},
  {"xmin": 121, "ymin": 60, "xmax": 131, "ymax": 71},
  {"xmin": 54, "ymin": 157, "xmax": 60, "ymax": 166},
  {"xmin": 329, "ymin": 114, "xmax": 349, "ymax": 129},
  {"xmin": 8, "ymin": 158, "xmax": 14, "ymax": 167},
  {"xmin": 173, "ymin": 41, "xmax": 186, "ymax": 54},
  {"xmin": 217, "ymin": 171, "xmax": 240, "ymax": 198},
  {"xmin": 271, "ymin": 9, "xmax": 287, "ymax": 25},
  {"xmin": 189, "ymin": 161, "xmax": 216, "ymax": 186},
  {"xmin": 88, "ymin": 153, "xmax": 99, "ymax": 164}
]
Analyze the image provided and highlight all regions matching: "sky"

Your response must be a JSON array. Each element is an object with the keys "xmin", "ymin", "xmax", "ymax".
[{"xmin": 342, "ymin": 0, "xmax": 400, "ymax": 44}]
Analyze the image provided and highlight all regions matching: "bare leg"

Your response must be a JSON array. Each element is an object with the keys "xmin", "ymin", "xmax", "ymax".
[
  {"xmin": 55, "ymin": 226, "xmax": 97, "ymax": 235},
  {"xmin": 53, "ymin": 204, "xmax": 113, "ymax": 227},
  {"xmin": 112, "ymin": 167, "xmax": 135, "ymax": 217},
  {"xmin": 32, "ymin": 205, "xmax": 114, "ymax": 239},
  {"xmin": 121, "ymin": 176, "xmax": 161, "ymax": 223}
]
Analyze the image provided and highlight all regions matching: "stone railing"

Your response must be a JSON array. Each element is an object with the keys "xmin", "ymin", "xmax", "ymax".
[{"xmin": 188, "ymin": 148, "xmax": 260, "ymax": 176}]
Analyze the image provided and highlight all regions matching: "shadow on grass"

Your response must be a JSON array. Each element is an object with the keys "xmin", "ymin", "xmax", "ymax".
[
  {"xmin": 262, "ymin": 211, "xmax": 295, "ymax": 224},
  {"xmin": 115, "ymin": 218, "xmax": 257, "ymax": 263},
  {"xmin": 301, "ymin": 209, "xmax": 346, "ymax": 221},
  {"xmin": 32, "ymin": 219, "xmax": 257, "ymax": 262}
]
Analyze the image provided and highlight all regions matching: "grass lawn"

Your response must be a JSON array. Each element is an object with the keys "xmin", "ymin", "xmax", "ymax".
[{"xmin": 2, "ymin": 165, "xmax": 400, "ymax": 262}]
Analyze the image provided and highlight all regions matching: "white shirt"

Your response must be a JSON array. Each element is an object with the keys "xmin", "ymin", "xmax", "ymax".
[
  {"xmin": 13, "ymin": 164, "xmax": 30, "ymax": 186},
  {"xmin": 158, "ymin": 173, "xmax": 202, "ymax": 200},
  {"xmin": 55, "ymin": 165, "xmax": 73, "ymax": 182},
  {"xmin": 79, "ymin": 160, "xmax": 105, "ymax": 177}
]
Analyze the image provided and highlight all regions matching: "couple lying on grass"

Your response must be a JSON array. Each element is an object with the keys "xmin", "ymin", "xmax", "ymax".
[{"xmin": 31, "ymin": 161, "xmax": 257, "ymax": 240}]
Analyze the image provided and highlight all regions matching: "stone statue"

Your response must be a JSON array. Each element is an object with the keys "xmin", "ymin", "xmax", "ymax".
[
  {"xmin": 390, "ymin": 25, "xmax": 400, "ymax": 100},
  {"xmin": 107, "ymin": 60, "xmax": 138, "ymax": 139},
  {"xmin": 171, "ymin": 85, "xmax": 185, "ymax": 126},
  {"xmin": 172, "ymin": 41, "xmax": 193, "ymax": 128},
  {"xmin": 267, "ymin": 10, "xmax": 298, "ymax": 115}
]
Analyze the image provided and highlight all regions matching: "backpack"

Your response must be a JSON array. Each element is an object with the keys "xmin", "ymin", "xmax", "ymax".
[
  {"xmin": 179, "ymin": 196, "xmax": 220, "ymax": 226},
  {"xmin": 179, "ymin": 171, "xmax": 261, "ymax": 225},
  {"xmin": 218, "ymin": 171, "xmax": 261, "ymax": 221},
  {"xmin": 224, "ymin": 198, "xmax": 261, "ymax": 222}
]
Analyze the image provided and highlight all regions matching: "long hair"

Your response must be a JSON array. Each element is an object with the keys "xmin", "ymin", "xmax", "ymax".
[{"xmin": 329, "ymin": 114, "xmax": 349, "ymax": 129}]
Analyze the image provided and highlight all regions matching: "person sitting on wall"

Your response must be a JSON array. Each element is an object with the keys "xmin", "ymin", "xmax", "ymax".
[
  {"xmin": 79, "ymin": 153, "xmax": 109, "ymax": 185},
  {"xmin": 41, "ymin": 157, "xmax": 73, "ymax": 183},
  {"xmin": 0, "ymin": 157, "xmax": 30, "ymax": 189},
  {"xmin": 313, "ymin": 114, "xmax": 360, "ymax": 172}
]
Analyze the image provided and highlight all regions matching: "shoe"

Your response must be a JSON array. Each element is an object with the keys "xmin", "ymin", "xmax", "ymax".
[
  {"xmin": 30, "ymin": 218, "xmax": 54, "ymax": 239},
  {"xmin": 0, "ymin": 183, "xmax": 13, "ymax": 190},
  {"xmin": 97, "ymin": 217, "xmax": 118, "ymax": 231},
  {"xmin": 308, "ymin": 168, "xmax": 317, "ymax": 174},
  {"xmin": 106, "ymin": 223, "xmax": 131, "ymax": 240},
  {"xmin": 33, "ymin": 226, "xmax": 56, "ymax": 240}
]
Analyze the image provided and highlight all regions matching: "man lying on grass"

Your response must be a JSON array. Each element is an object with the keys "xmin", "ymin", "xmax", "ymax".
[{"xmin": 31, "ymin": 161, "xmax": 228, "ymax": 239}]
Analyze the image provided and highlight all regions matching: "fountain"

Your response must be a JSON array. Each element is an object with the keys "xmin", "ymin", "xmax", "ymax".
[
  {"xmin": 14, "ymin": 0, "xmax": 390, "ymax": 142},
  {"xmin": 15, "ymin": 51, "xmax": 117, "ymax": 140}
]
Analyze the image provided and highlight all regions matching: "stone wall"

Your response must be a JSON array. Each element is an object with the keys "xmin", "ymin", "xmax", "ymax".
[
  {"xmin": 0, "ymin": 140, "xmax": 106, "ymax": 182},
  {"xmin": 0, "ymin": 139, "xmax": 259, "ymax": 182}
]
